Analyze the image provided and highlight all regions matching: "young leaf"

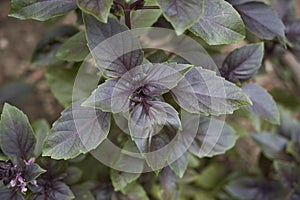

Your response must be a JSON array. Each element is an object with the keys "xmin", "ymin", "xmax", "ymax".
[
  {"xmin": 242, "ymin": 83, "xmax": 280, "ymax": 124},
  {"xmin": 43, "ymin": 101, "xmax": 111, "ymax": 159},
  {"xmin": 157, "ymin": 0, "xmax": 203, "ymax": 35},
  {"xmin": 9, "ymin": 0, "xmax": 77, "ymax": 21},
  {"xmin": 172, "ymin": 67, "xmax": 252, "ymax": 116},
  {"xmin": 0, "ymin": 103, "xmax": 36, "ymax": 160},
  {"xmin": 186, "ymin": 116, "xmax": 238, "ymax": 158},
  {"xmin": 77, "ymin": 0, "xmax": 113, "ymax": 23},
  {"xmin": 56, "ymin": 31, "xmax": 90, "ymax": 62},
  {"xmin": 83, "ymin": 14, "xmax": 143, "ymax": 78},
  {"xmin": 221, "ymin": 43, "xmax": 264, "ymax": 83},
  {"xmin": 228, "ymin": 1, "xmax": 285, "ymax": 40},
  {"xmin": 250, "ymin": 132, "xmax": 292, "ymax": 161},
  {"xmin": 23, "ymin": 163, "xmax": 46, "ymax": 182},
  {"xmin": 190, "ymin": 0, "xmax": 245, "ymax": 45},
  {"xmin": 32, "ymin": 119, "xmax": 49, "ymax": 157},
  {"xmin": 83, "ymin": 63, "xmax": 192, "ymax": 113},
  {"xmin": 129, "ymin": 101, "xmax": 181, "ymax": 153}
]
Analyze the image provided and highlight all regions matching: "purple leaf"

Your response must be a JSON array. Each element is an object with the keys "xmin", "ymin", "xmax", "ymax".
[
  {"xmin": 221, "ymin": 43, "xmax": 264, "ymax": 83},
  {"xmin": 242, "ymin": 83, "xmax": 279, "ymax": 124}
]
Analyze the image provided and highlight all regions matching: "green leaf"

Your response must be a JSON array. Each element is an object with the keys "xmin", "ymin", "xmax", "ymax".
[
  {"xmin": 72, "ymin": 185, "xmax": 96, "ymax": 200},
  {"xmin": 229, "ymin": 1, "xmax": 285, "ymax": 40},
  {"xmin": 250, "ymin": 132, "xmax": 292, "ymax": 161},
  {"xmin": 121, "ymin": 183, "xmax": 149, "ymax": 200},
  {"xmin": 169, "ymin": 152, "xmax": 188, "ymax": 178},
  {"xmin": 43, "ymin": 101, "xmax": 111, "ymax": 159},
  {"xmin": 9, "ymin": 0, "xmax": 76, "ymax": 21},
  {"xmin": 110, "ymin": 169, "xmax": 141, "ymax": 191},
  {"xmin": 157, "ymin": 0, "xmax": 203, "ymax": 35},
  {"xmin": 172, "ymin": 67, "xmax": 252, "ymax": 116},
  {"xmin": 23, "ymin": 163, "xmax": 46, "ymax": 182},
  {"xmin": 83, "ymin": 14, "xmax": 143, "ymax": 78},
  {"xmin": 46, "ymin": 64, "xmax": 97, "ymax": 108},
  {"xmin": 56, "ymin": 31, "xmax": 90, "ymax": 62},
  {"xmin": 77, "ymin": 0, "xmax": 113, "ymax": 23},
  {"xmin": 195, "ymin": 162, "xmax": 227, "ymax": 189},
  {"xmin": 32, "ymin": 119, "xmax": 49, "ymax": 157},
  {"xmin": 0, "ymin": 189, "xmax": 24, "ymax": 200},
  {"xmin": 190, "ymin": 0, "xmax": 245, "ymax": 45},
  {"xmin": 46, "ymin": 65, "xmax": 79, "ymax": 107},
  {"xmin": 187, "ymin": 116, "xmax": 238, "ymax": 158},
  {"xmin": 0, "ymin": 103, "xmax": 36, "ymax": 160},
  {"xmin": 31, "ymin": 26, "xmax": 78, "ymax": 66},
  {"xmin": 124, "ymin": 0, "xmax": 162, "ymax": 28},
  {"xmin": 242, "ymin": 84, "xmax": 280, "ymax": 124},
  {"xmin": 64, "ymin": 167, "xmax": 83, "ymax": 185},
  {"xmin": 221, "ymin": 43, "xmax": 264, "ymax": 83}
]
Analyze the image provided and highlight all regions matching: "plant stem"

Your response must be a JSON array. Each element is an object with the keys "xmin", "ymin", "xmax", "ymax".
[
  {"xmin": 124, "ymin": 3, "xmax": 131, "ymax": 29},
  {"xmin": 130, "ymin": 0, "xmax": 144, "ymax": 9},
  {"xmin": 135, "ymin": 6, "xmax": 160, "ymax": 10}
]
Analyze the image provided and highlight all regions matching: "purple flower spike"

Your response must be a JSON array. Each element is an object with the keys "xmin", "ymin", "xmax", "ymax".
[{"xmin": 24, "ymin": 157, "xmax": 35, "ymax": 166}]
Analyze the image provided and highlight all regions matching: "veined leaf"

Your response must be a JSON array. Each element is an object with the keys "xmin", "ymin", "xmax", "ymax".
[
  {"xmin": 83, "ymin": 63, "xmax": 192, "ymax": 113},
  {"xmin": 83, "ymin": 14, "xmax": 143, "ymax": 78},
  {"xmin": 229, "ymin": 1, "xmax": 285, "ymax": 40},
  {"xmin": 43, "ymin": 101, "xmax": 111, "ymax": 159},
  {"xmin": 190, "ymin": 0, "xmax": 245, "ymax": 45},
  {"xmin": 172, "ymin": 67, "xmax": 252, "ymax": 116},
  {"xmin": 9, "ymin": 0, "xmax": 76, "ymax": 21},
  {"xmin": 221, "ymin": 43, "xmax": 264, "ymax": 83},
  {"xmin": 77, "ymin": 0, "xmax": 113, "ymax": 23},
  {"xmin": 0, "ymin": 103, "xmax": 36, "ymax": 160},
  {"xmin": 157, "ymin": 0, "xmax": 203, "ymax": 35}
]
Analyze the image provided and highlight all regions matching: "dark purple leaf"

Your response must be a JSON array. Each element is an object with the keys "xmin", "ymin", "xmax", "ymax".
[
  {"xmin": 250, "ymin": 132, "xmax": 292, "ymax": 161},
  {"xmin": 0, "ymin": 81, "xmax": 33, "ymax": 105},
  {"xmin": 43, "ymin": 101, "xmax": 111, "ymax": 159},
  {"xmin": 229, "ymin": 1, "xmax": 285, "ymax": 40},
  {"xmin": 221, "ymin": 43, "xmax": 264, "ymax": 83},
  {"xmin": 169, "ymin": 152, "xmax": 188, "ymax": 178},
  {"xmin": 242, "ymin": 83, "xmax": 279, "ymax": 124},
  {"xmin": 0, "ymin": 189, "xmax": 23, "ymax": 200},
  {"xmin": 83, "ymin": 14, "xmax": 143, "ymax": 78},
  {"xmin": 274, "ymin": 161, "xmax": 300, "ymax": 189},
  {"xmin": 0, "ymin": 104, "xmax": 36, "ymax": 160},
  {"xmin": 172, "ymin": 67, "xmax": 252, "ymax": 116}
]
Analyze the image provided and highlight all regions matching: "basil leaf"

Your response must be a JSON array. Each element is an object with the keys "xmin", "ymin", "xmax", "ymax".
[
  {"xmin": 77, "ymin": 0, "xmax": 113, "ymax": 23},
  {"xmin": 221, "ymin": 43, "xmax": 264, "ymax": 83},
  {"xmin": 190, "ymin": 0, "xmax": 245, "ymax": 45},
  {"xmin": 43, "ymin": 101, "xmax": 111, "ymax": 159},
  {"xmin": 0, "ymin": 103, "xmax": 36, "ymax": 160}
]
